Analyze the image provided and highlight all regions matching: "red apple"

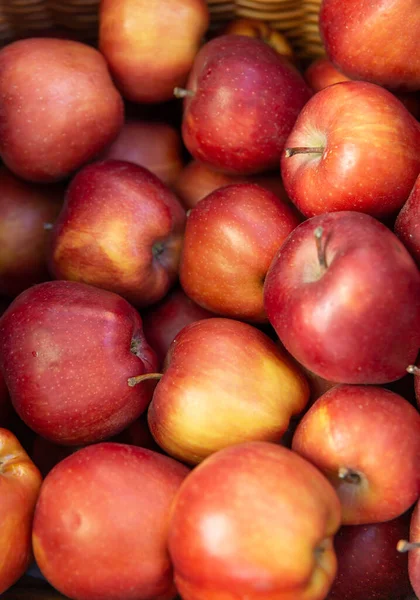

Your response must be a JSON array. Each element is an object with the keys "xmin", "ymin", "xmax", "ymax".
[
  {"xmin": 395, "ymin": 174, "xmax": 420, "ymax": 266},
  {"xmin": 179, "ymin": 35, "xmax": 312, "ymax": 175},
  {"xmin": 101, "ymin": 120, "xmax": 184, "ymax": 187},
  {"xmin": 49, "ymin": 160, "xmax": 186, "ymax": 308},
  {"xmin": 281, "ymin": 81, "xmax": 420, "ymax": 219},
  {"xmin": 142, "ymin": 286, "xmax": 214, "ymax": 367},
  {"xmin": 292, "ymin": 385, "xmax": 420, "ymax": 525},
  {"xmin": 305, "ymin": 57, "xmax": 351, "ymax": 92},
  {"xmin": 400, "ymin": 501, "xmax": 420, "ymax": 598},
  {"xmin": 0, "ymin": 428, "xmax": 42, "ymax": 595},
  {"xmin": 328, "ymin": 513, "xmax": 412, "ymax": 600},
  {"xmin": 33, "ymin": 443, "xmax": 189, "ymax": 600},
  {"xmin": 0, "ymin": 38, "xmax": 124, "ymax": 183},
  {"xmin": 0, "ymin": 280, "xmax": 158, "ymax": 445},
  {"xmin": 168, "ymin": 441, "xmax": 341, "ymax": 600},
  {"xmin": 99, "ymin": 0, "xmax": 209, "ymax": 103},
  {"xmin": 0, "ymin": 373, "xmax": 10, "ymax": 425},
  {"xmin": 179, "ymin": 183, "xmax": 300, "ymax": 322},
  {"xmin": 173, "ymin": 160, "xmax": 290, "ymax": 210},
  {"xmin": 319, "ymin": 0, "xmax": 420, "ymax": 91},
  {"xmin": 264, "ymin": 211, "xmax": 420, "ymax": 384},
  {"xmin": 144, "ymin": 317, "xmax": 310, "ymax": 464},
  {"xmin": 0, "ymin": 167, "xmax": 63, "ymax": 298}
]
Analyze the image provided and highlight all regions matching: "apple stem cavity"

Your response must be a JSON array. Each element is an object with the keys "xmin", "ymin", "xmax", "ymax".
[
  {"xmin": 284, "ymin": 146, "xmax": 324, "ymax": 158},
  {"xmin": 338, "ymin": 467, "xmax": 361, "ymax": 485},
  {"xmin": 406, "ymin": 364, "xmax": 420, "ymax": 376},
  {"xmin": 314, "ymin": 226, "xmax": 328, "ymax": 270},
  {"xmin": 174, "ymin": 87, "xmax": 195, "ymax": 99},
  {"xmin": 127, "ymin": 373, "xmax": 163, "ymax": 388},
  {"xmin": 397, "ymin": 540, "xmax": 420, "ymax": 553}
]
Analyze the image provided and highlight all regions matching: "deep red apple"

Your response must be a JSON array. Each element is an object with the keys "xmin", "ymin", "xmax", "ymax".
[
  {"xmin": 281, "ymin": 81, "xmax": 420, "ymax": 219},
  {"xmin": 395, "ymin": 174, "xmax": 420, "ymax": 266},
  {"xmin": 33, "ymin": 443, "xmax": 189, "ymax": 600},
  {"xmin": 49, "ymin": 160, "xmax": 186, "ymax": 308},
  {"xmin": 0, "ymin": 428, "xmax": 42, "ymax": 595},
  {"xmin": 0, "ymin": 38, "xmax": 124, "ymax": 182},
  {"xmin": 398, "ymin": 501, "xmax": 420, "ymax": 599},
  {"xmin": 179, "ymin": 183, "xmax": 300, "ymax": 322},
  {"xmin": 292, "ymin": 384, "xmax": 420, "ymax": 525},
  {"xmin": 328, "ymin": 513, "xmax": 412, "ymax": 600},
  {"xmin": 173, "ymin": 160, "xmax": 290, "ymax": 210},
  {"xmin": 168, "ymin": 441, "xmax": 341, "ymax": 600},
  {"xmin": 0, "ymin": 166, "xmax": 63, "ymax": 298},
  {"xmin": 101, "ymin": 120, "xmax": 184, "ymax": 186},
  {"xmin": 319, "ymin": 0, "xmax": 420, "ymax": 91},
  {"xmin": 144, "ymin": 317, "xmax": 309, "ymax": 464},
  {"xmin": 178, "ymin": 35, "xmax": 312, "ymax": 175},
  {"xmin": 264, "ymin": 211, "xmax": 420, "ymax": 384},
  {"xmin": 99, "ymin": 0, "xmax": 209, "ymax": 103},
  {"xmin": 142, "ymin": 286, "xmax": 214, "ymax": 367},
  {"xmin": 0, "ymin": 280, "xmax": 158, "ymax": 445}
]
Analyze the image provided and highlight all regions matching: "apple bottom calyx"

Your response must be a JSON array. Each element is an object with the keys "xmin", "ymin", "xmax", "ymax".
[
  {"xmin": 397, "ymin": 540, "xmax": 420, "ymax": 552},
  {"xmin": 128, "ymin": 373, "xmax": 163, "ymax": 388},
  {"xmin": 338, "ymin": 467, "xmax": 362, "ymax": 485},
  {"xmin": 284, "ymin": 146, "xmax": 324, "ymax": 158}
]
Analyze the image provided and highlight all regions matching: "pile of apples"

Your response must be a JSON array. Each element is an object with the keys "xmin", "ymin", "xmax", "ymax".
[{"xmin": 1, "ymin": 0, "xmax": 420, "ymax": 599}]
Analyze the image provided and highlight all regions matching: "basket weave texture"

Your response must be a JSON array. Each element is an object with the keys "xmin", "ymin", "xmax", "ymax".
[{"xmin": 0, "ymin": 0, "xmax": 325, "ymax": 59}]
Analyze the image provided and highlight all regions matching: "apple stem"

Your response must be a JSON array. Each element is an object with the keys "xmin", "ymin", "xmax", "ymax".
[
  {"xmin": 173, "ymin": 87, "xmax": 195, "ymax": 99},
  {"xmin": 406, "ymin": 364, "xmax": 420, "ymax": 376},
  {"xmin": 397, "ymin": 540, "xmax": 420, "ymax": 553},
  {"xmin": 128, "ymin": 373, "xmax": 163, "ymax": 388},
  {"xmin": 43, "ymin": 223, "xmax": 53, "ymax": 230},
  {"xmin": 338, "ymin": 467, "xmax": 361, "ymax": 485},
  {"xmin": 284, "ymin": 147, "xmax": 324, "ymax": 158},
  {"xmin": 314, "ymin": 226, "xmax": 327, "ymax": 270}
]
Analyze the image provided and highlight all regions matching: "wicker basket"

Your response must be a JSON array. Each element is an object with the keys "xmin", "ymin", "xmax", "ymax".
[{"xmin": 0, "ymin": 0, "xmax": 325, "ymax": 60}]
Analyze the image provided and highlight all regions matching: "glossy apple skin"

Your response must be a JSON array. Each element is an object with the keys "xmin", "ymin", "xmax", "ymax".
[
  {"xmin": 328, "ymin": 513, "xmax": 412, "ymax": 600},
  {"xmin": 33, "ymin": 443, "xmax": 189, "ymax": 600},
  {"xmin": 0, "ymin": 281, "xmax": 158, "ymax": 445},
  {"xmin": 99, "ymin": 0, "xmax": 209, "ymax": 103},
  {"xmin": 0, "ymin": 428, "xmax": 42, "ymax": 595},
  {"xmin": 180, "ymin": 183, "xmax": 300, "ymax": 322},
  {"xmin": 292, "ymin": 385, "xmax": 420, "ymax": 525},
  {"xmin": 395, "ymin": 174, "xmax": 420, "ymax": 266},
  {"xmin": 305, "ymin": 57, "xmax": 351, "ymax": 92},
  {"xmin": 168, "ymin": 441, "xmax": 341, "ymax": 600},
  {"xmin": 407, "ymin": 501, "xmax": 420, "ymax": 598},
  {"xmin": 173, "ymin": 160, "xmax": 290, "ymax": 210},
  {"xmin": 142, "ymin": 286, "xmax": 214, "ymax": 367},
  {"xmin": 281, "ymin": 81, "xmax": 420, "ymax": 219},
  {"xmin": 319, "ymin": 0, "xmax": 420, "ymax": 91},
  {"xmin": 101, "ymin": 120, "xmax": 184, "ymax": 186},
  {"xmin": 0, "ymin": 38, "xmax": 124, "ymax": 183},
  {"xmin": 264, "ymin": 211, "xmax": 420, "ymax": 384},
  {"xmin": 181, "ymin": 35, "xmax": 312, "ymax": 175},
  {"xmin": 0, "ymin": 167, "xmax": 63, "ymax": 298},
  {"xmin": 49, "ymin": 160, "xmax": 186, "ymax": 308},
  {"xmin": 148, "ymin": 318, "xmax": 309, "ymax": 464}
]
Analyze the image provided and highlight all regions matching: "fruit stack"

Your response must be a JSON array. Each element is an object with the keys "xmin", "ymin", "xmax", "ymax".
[{"xmin": 0, "ymin": 1, "xmax": 419, "ymax": 600}]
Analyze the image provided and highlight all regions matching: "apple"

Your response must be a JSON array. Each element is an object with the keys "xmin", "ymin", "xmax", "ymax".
[
  {"xmin": 100, "ymin": 120, "xmax": 184, "ymax": 187},
  {"xmin": 222, "ymin": 18, "xmax": 296, "ymax": 62},
  {"xmin": 281, "ymin": 81, "xmax": 420, "ymax": 219},
  {"xmin": 178, "ymin": 35, "xmax": 312, "ymax": 175},
  {"xmin": 99, "ymin": 0, "xmax": 209, "ymax": 103},
  {"xmin": 49, "ymin": 160, "xmax": 186, "ymax": 308},
  {"xmin": 395, "ymin": 174, "xmax": 420, "ymax": 266},
  {"xmin": 168, "ymin": 441, "xmax": 341, "ymax": 600},
  {"xmin": 264, "ymin": 211, "xmax": 420, "ymax": 384},
  {"xmin": 0, "ymin": 373, "xmax": 10, "ymax": 425},
  {"xmin": 142, "ymin": 286, "xmax": 214, "ymax": 367},
  {"xmin": 292, "ymin": 384, "xmax": 420, "ymax": 525},
  {"xmin": 179, "ymin": 183, "xmax": 300, "ymax": 322},
  {"xmin": 305, "ymin": 57, "xmax": 351, "ymax": 92},
  {"xmin": 0, "ymin": 280, "xmax": 158, "ymax": 445},
  {"xmin": 328, "ymin": 513, "xmax": 412, "ymax": 600},
  {"xmin": 142, "ymin": 317, "xmax": 309, "ymax": 464},
  {"xmin": 0, "ymin": 38, "xmax": 124, "ymax": 183},
  {"xmin": 398, "ymin": 501, "xmax": 420, "ymax": 599},
  {"xmin": 0, "ymin": 428, "xmax": 42, "ymax": 595},
  {"xmin": 0, "ymin": 166, "xmax": 63, "ymax": 298},
  {"xmin": 33, "ymin": 443, "xmax": 189, "ymax": 600},
  {"xmin": 319, "ymin": 0, "xmax": 420, "ymax": 91}
]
